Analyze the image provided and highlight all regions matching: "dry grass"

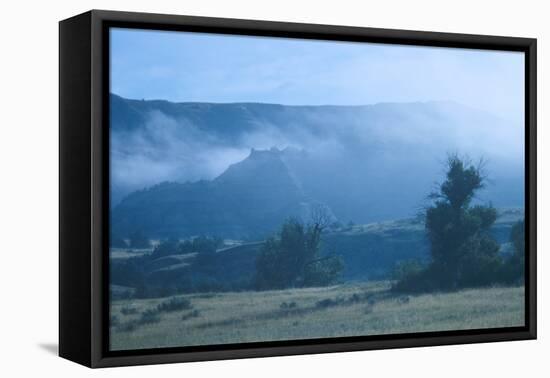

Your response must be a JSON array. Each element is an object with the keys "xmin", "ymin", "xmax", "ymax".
[
  {"xmin": 110, "ymin": 247, "xmax": 152, "ymax": 260},
  {"xmin": 110, "ymin": 282, "xmax": 524, "ymax": 351}
]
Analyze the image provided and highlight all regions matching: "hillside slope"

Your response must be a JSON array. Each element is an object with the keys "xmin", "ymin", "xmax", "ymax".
[
  {"xmin": 110, "ymin": 94, "xmax": 524, "ymax": 223},
  {"xmin": 111, "ymin": 148, "xmax": 330, "ymax": 239},
  {"xmin": 110, "ymin": 208, "xmax": 524, "ymax": 295}
]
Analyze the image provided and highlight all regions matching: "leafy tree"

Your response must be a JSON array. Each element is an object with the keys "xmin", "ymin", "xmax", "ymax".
[
  {"xmin": 152, "ymin": 236, "xmax": 222, "ymax": 259},
  {"xmin": 255, "ymin": 207, "xmax": 343, "ymax": 290},
  {"xmin": 192, "ymin": 236, "xmax": 223, "ymax": 272},
  {"xmin": 151, "ymin": 237, "xmax": 179, "ymax": 258},
  {"xmin": 395, "ymin": 155, "xmax": 502, "ymax": 292},
  {"xmin": 303, "ymin": 256, "xmax": 344, "ymax": 287},
  {"xmin": 177, "ymin": 236, "xmax": 222, "ymax": 255}
]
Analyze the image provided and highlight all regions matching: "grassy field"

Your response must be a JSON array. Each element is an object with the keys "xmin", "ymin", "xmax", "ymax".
[
  {"xmin": 110, "ymin": 282, "xmax": 524, "ymax": 351},
  {"xmin": 110, "ymin": 247, "xmax": 152, "ymax": 260}
]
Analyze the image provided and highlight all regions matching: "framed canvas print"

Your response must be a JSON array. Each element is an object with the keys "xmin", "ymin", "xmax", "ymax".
[{"xmin": 59, "ymin": 10, "xmax": 536, "ymax": 368}]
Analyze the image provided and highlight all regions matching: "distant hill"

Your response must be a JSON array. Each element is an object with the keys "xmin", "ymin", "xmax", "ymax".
[
  {"xmin": 111, "ymin": 148, "xmax": 332, "ymax": 239},
  {"xmin": 110, "ymin": 94, "xmax": 524, "ymax": 223},
  {"xmin": 322, "ymin": 207, "xmax": 524, "ymax": 281},
  {"xmin": 110, "ymin": 208, "xmax": 524, "ymax": 295}
]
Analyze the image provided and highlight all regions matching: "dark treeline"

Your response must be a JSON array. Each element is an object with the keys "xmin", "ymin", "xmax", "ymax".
[
  {"xmin": 110, "ymin": 236, "xmax": 234, "ymax": 298},
  {"xmin": 111, "ymin": 210, "xmax": 344, "ymax": 298}
]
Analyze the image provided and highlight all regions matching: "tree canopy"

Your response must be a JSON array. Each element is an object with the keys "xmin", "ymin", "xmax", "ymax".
[
  {"xmin": 395, "ymin": 155, "xmax": 505, "ymax": 292},
  {"xmin": 255, "ymin": 207, "xmax": 343, "ymax": 290}
]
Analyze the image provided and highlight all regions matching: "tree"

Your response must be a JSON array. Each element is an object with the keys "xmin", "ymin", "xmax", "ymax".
[
  {"xmin": 303, "ymin": 256, "xmax": 344, "ymax": 287},
  {"xmin": 394, "ymin": 154, "xmax": 502, "ymax": 292},
  {"xmin": 151, "ymin": 237, "xmax": 179, "ymax": 258},
  {"xmin": 177, "ymin": 236, "xmax": 222, "ymax": 255},
  {"xmin": 255, "ymin": 209, "xmax": 343, "ymax": 290},
  {"xmin": 191, "ymin": 236, "xmax": 223, "ymax": 272},
  {"xmin": 425, "ymin": 155, "xmax": 501, "ymax": 289}
]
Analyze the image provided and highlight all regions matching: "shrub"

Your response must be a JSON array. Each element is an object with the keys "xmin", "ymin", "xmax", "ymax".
[
  {"xmin": 120, "ymin": 305, "xmax": 138, "ymax": 315},
  {"xmin": 151, "ymin": 238, "xmax": 179, "ymax": 258},
  {"xmin": 139, "ymin": 309, "xmax": 161, "ymax": 325},
  {"xmin": 315, "ymin": 298, "xmax": 341, "ymax": 309},
  {"xmin": 397, "ymin": 296, "xmax": 410, "ymax": 304},
  {"xmin": 115, "ymin": 308, "xmax": 161, "ymax": 332},
  {"xmin": 181, "ymin": 310, "xmax": 201, "ymax": 321},
  {"xmin": 280, "ymin": 301, "xmax": 297, "ymax": 310},
  {"xmin": 156, "ymin": 297, "xmax": 192, "ymax": 313},
  {"xmin": 303, "ymin": 256, "xmax": 344, "ymax": 287},
  {"xmin": 116, "ymin": 321, "xmax": 138, "ymax": 332},
  {"xmin": 348, "ymin": 293, "xmax": 365, "ymax": 303},
  {"xmin": 110, "ymin": 315, "xmax": 120, "ymax": 327},
  {"xmin": 392, "ymin": 260, "xmax": 425, "ymax": 282}
]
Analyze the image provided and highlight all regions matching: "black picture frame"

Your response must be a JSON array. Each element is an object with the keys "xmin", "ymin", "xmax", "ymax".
[{"xmin": 59, "ymin": 9, "xmax": 537, "ymax": 368}]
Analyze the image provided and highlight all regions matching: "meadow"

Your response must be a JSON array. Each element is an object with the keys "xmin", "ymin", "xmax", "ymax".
[{"xmin": 110, "ymin": 282, "xmax": 524, "ymax": 351}]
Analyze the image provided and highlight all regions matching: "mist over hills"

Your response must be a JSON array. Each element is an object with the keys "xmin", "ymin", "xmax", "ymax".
[
  {"xmin": 111, "ymin": 148, "xmax": 332, "ymax": 239},
  {"xmin": 110, "ymin": 93, "xmax": 524, "ymax": 233}
]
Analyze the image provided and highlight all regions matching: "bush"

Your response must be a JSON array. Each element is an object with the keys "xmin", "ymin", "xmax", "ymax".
[
  {"xmin": 181, "ymin": 310, "xmax": 201, "ymax": 321},
  {"xmin": 458, "ymin": 234, "xmax": 502, "ymax": 287},
  {"xmin": 139, "ymin": 309, "xmax": 161, "ymax": 324},
  {"xmin": 186, "ymin": 236, "xmax": 222, "ymax": 254},
  {"xmin": 280, "ymin": 301, "xmax": 297, "ymax": 310},
  {"xmin": 392, "ymin": 259, "xmax": 425, "ymax": 282},
  {"xmin": 303, "ymin": 256, "xmax": 344, "ymax": 287},
  {"xmin": 110, "ymin": 315, "xmax": 120, "ymax": 327},
  {"xmin": 348, "ymin": 293, "xmax": 367, "ymax": 303},
  {"xmin": 120, "ymin": 305, "xmax": 139, "ymax": 315},
  {"xmin": 116, "ymin": 321, "xmax": 138, "ymax": 332},
  {"xmin": 151, "ymin": 238, "xmax": 179, "ymax": 258},
  {"xmin": 152, "ymin": 236, "xmax": 222, "ymax": 266},
  {"xmin": 115, "ymin": 308, "xmax": 161, "ymax": 332},
  {"xmin": 392, "ymin": 265, "xmax": 435, "ymax": 293},
  {"xmin": 156, "ymin": 297, "xmax": 192, "ymax": 313},
  {"xmin": 315, "ymin": 298, "xmax": 342, "ymax": 309}
]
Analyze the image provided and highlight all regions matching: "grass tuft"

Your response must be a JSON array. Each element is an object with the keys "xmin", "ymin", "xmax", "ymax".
[{"xmin": 157, "ymin": 297, "xmax": 193, "ymax": 313}]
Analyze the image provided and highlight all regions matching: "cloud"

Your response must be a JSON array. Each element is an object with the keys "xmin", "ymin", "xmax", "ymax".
[{"xmin": 110, "ymin": 111, "xmax": 250, "ymax": 201}]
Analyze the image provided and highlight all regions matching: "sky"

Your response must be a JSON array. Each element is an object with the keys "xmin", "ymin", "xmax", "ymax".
[{"xmin": 110, "ymin": 27, "xmax": 525, "ymax": 123}]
